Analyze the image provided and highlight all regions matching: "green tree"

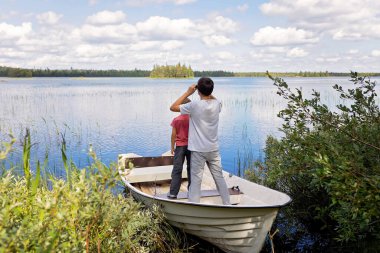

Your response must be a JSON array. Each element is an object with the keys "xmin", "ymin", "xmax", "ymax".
[
  {"xmin": 6, "ymin": 67, "xmax": 32, "ymax": 77},
  {"xmin": 149, "ymin": 63, "xmax": 194, "ymax": 78}
]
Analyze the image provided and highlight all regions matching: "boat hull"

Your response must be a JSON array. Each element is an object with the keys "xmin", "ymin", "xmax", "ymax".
[
  {"xmin": 127, "ymin": 183, "xmax": 278, "ymax": 253},
  {"xmin": 118, "ymin": 153, "xmax": 291, "ymax": 253}
]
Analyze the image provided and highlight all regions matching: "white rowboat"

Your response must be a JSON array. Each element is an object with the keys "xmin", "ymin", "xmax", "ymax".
[{"xmin": 118, "ymin": 153, "xmax": 291, "ymax": 253}]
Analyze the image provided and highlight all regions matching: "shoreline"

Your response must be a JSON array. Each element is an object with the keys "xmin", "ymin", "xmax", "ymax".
[{"xmin": 2, "ymin": 75, "xmax": 380, "ymax": 79}]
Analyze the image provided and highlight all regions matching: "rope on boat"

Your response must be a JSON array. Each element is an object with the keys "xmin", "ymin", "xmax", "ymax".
[{"xmin": 268, "ymin": 228, "xmax": 279, "ymax": 253}]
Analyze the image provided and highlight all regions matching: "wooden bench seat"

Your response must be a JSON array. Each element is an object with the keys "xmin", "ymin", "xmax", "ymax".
[{"xmin": 124, "ymin": 165, "xmax": 188, "ymax": 183}]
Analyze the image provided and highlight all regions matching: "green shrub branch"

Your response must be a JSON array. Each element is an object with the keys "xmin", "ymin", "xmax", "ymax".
[{"xmin": 247, "ymin": 72, "xmax": 380, "ymax": 244}]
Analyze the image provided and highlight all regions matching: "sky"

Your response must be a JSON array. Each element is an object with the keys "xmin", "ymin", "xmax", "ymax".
[{"xmin": 1, "ymin": 0, "xmax": 380, "ymax": 72}]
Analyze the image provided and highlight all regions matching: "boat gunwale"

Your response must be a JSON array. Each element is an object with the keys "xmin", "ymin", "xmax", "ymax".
[
  {"xmin": 124, "ymin": 180, "xmax": 292, "ymax": 209},
  {"xmin": 118, "ymin": 153, "xmax": 292, "ymax": 209}
]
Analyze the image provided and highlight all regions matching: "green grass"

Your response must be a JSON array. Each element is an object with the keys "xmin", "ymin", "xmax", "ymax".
[{"xmin": 0, "ymin": 132, "xmax": 185, "ymax": 253}]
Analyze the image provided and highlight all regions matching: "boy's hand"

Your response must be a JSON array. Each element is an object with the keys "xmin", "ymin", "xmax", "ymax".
[
  {"xmin": 170, "ymin": 84, "xmax": 196, "ymax": 112},
  {"xmin": 186, "ymin": 84, "xmax": 197, "ymax": 96},
  {"xmin": 171, "ymin": 149, "xmax": 174, "ymax": 155}
]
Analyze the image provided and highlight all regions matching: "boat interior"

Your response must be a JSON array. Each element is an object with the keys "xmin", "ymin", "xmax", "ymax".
[{"xmin": 118, "ymin": 154, "xmax": 291, "ymax": 207}]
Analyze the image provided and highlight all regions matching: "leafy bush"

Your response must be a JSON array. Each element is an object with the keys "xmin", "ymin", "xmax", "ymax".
[
  {"xmin": 247, "ymin": 72, "xmax": 380, "ymax": 244},
  {"xmin": 0, "ymin": 134, "xmax": 181, "ymax": 252}
]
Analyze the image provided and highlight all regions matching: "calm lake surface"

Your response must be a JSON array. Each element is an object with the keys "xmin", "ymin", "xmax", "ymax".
[{"xmin": 1, "ymin": 76, "xmax": 379, "ymax": 176}]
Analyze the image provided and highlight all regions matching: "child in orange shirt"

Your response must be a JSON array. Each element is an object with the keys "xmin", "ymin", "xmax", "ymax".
[{"xmin": 168, "ymin": 98, "xmax": 191, "ymax": 199}]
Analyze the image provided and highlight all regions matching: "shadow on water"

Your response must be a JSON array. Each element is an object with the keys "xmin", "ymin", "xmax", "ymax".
[{"xmin": 266, "ymin": 215, "xmax": 380, "ymax": 253}]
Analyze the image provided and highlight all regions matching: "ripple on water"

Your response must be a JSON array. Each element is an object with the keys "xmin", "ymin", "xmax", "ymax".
[{"xmin": 2, "ymin": 77, "xmax": 379, "ymax": 176}]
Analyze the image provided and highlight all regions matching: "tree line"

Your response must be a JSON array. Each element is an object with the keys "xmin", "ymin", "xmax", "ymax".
[
  {"xmin": 1, "ymin": 65, "xmax": 379, "ymax": 78},
  {"xmin": 0, "ymin": 66, "xmax": 150, "ymax": 78}
]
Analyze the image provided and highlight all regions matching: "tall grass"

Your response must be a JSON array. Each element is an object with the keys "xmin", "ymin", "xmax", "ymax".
[{"xmin": 0, "ymin": 131, "xmax": 184, "ymax": 252}]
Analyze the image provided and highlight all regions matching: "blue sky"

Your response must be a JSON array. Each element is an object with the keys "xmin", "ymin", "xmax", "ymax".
[{"xmin": 1, "ymin": 0, "xmax": 380, "ymax": 72}]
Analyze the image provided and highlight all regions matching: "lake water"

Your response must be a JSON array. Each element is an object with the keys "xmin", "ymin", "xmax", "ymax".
[{"xmin": 1, "ymin": 76, "xmax": 379, "ymax": 176}]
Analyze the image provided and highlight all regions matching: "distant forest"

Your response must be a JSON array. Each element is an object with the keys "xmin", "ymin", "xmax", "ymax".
[
  {"xmin": 0, "ymin": 66, "xmax": 150, "ymax": 78},
  {"xmin": 1, "ymin": 65, "xmax": 379, "ymax": 78}
]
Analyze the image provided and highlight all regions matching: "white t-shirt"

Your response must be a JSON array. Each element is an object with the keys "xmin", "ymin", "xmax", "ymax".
[{"xmin": 180, "ymin": 99, "xmax": 221, "ymax": 152}]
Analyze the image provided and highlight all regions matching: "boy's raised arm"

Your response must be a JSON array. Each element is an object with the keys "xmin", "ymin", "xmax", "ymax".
[{"xmin": 170, "ymin": 84, "xmax": 197, "ymax": 112}]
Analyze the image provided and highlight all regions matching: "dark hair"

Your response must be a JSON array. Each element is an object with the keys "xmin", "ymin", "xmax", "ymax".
[{"xmin": 197, "ymin": 77, "xmax": 214, "ymax": 96}]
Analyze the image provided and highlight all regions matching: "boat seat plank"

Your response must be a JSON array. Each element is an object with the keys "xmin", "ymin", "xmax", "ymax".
[
  {"xmin": 124, "ymin": 156, "xmax": 174, "ymax": 168},
  {"xmin": 155, "ymin": 188, "xmax": 243, "ymax": 200},
  {"xmin": 126, "ymin": 165, "xmax": 187, "ymax": 183}
]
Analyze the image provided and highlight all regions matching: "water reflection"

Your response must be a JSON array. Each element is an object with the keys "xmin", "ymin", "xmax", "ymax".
[{"xmin": 0, "ymin": 77, "xmax": 379, "ymax": 175}]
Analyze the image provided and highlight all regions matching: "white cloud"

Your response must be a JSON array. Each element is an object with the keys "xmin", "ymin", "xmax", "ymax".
[
  {"xmin": 371, "ymin": 50, "xmax": 380, "ymax": 57},
  {"xmin": 125, "ymin": 0, "xmax": 196, "ymax": 6},
  {"xmin": 75, "ymin": 44, "xmax": 125, "ymax": 58},
  {"xmin": 135, "ymin": 15, "xmax": 237, "ymax": 40},
  {"xmin": 250, "ymin": 26, "xmax": 318, "ymax": 46},
  {"xmin": 260, "ymin": 0, "xmax": 379, "ymax": 22},
  {"xmin": 0, "ymin": 11, "xmax": 19, "ymax": 20},
  {"xmin": 237, "ymin": 4, "xmax": 249, "ymax": 12},
  {"xmin": 202, "ymin": 35, "xmax": 232, "ymax": 47},
  {"xmin": 265, "ymin": 46, "xmax": 287, "ymax": 53},
  {"xmin": 332, "ymin": 30, "xmax": 364, "ymax": 40},
  {"xmin": 0, "ymin": 48, "xmax": 28, "ymax": 58},
  {"xmin": 286, "ymin": 47, "xmax": 308, "ymax": 57},
  {"xmin": 250, "ymin": 47, "xmax": 286, "ymax": 60},
  {"xmin": 250, "ymin": 51, "xmax": 273, "ymax": 61},
  {"xmin": 15, "ymin": 30, "xmax": 70, "ymax": 53},
  {"xmin": 0, "ymin": 22, "xmax": 33, "ymax": 48},
  {"xmin": 326, "ymin": 57, "xmax": 341, "ymax": 62},
  {"xmin": 36, "ymin": 11, "xmax": 62, "ymax": 25},
  {"xmin": 0, "ymin": 22, "xmax": 32, "ymax": 40},
  {"xmin": 70, "ymin": 14, "xmax": 240, "ymax": 46},
  {"xmin": 129, "ymin": 52, "xmax": 164, "ymax": 61},
  {"xmin": 179, "ymin": 52, "xmax": 203, "ymax": 61},
  {"xmin": 174, "ymin": 0, "xmax": 196, "ymax": 4},
  {"xmin": 86, "ymin": 10, "xmax": 126, "ymax": 25},
  {"xmin": 211, "ymin": 16, "xmax": 238, "ymax": 34},
  {"xmin": 194, "ymin": 16, "xmax": 238, "ymax": 39},
  {"xmin": 261, "ymin": 0, "xmax": 336, "ymax": 17},
  {"xmin": 136, "ymin": 16, "xmax": 195, "ymax": 40},
  {"xmin": 260, "ymin": 0, "xmax": 380, "ymax": 40},
  {"xmin": 315, "ymin": 57, "xmax": 324, "ymax": 62},
  {"xmin": 331, "ymin": 23, "xmax": 380, "ymax": 40},
  {"xmin": 129, "ymin": 41, "xmax": 159, "ymax": 51},
  {"xmin": 73, "ymin": 23, "xmax": 137, "ymax": 43},
  {"xmin": 129, "ymin": 51, "xmax": 202, "ymax": 65},
  {"xmin": 213, "ymin": 51, "xmax": 235, "ymax": 60},
  {"xmin": 317, "ymin": 56, "xmax": 341, "ymax": 63},
  {"xmin": 161, "ymin": 40, "xmax": 184, "ymax": 50},
  {"xmin": 3, "ymin": 3, "xmax": 379, "ymax": 72}
]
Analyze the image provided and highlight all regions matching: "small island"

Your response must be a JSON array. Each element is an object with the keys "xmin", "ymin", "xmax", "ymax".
[{"xmin": 150, "ymin": 63, "xmax": 194, "ymax": 78}]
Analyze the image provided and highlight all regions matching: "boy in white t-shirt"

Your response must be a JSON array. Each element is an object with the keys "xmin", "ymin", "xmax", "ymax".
[{"xmin": 169, "ymin": 77, "xmax": 230, "ymax": 205}]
